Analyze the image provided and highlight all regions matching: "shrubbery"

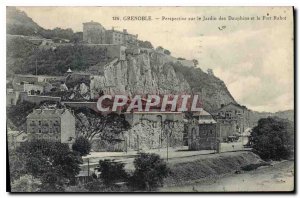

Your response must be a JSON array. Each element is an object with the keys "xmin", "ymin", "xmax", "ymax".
[
  {"xmin": 250, "ymin": 117, "xmax": 294, "ymax": 160},
  {"xmin": 83, "ymin": 153, "xmax": 169, "ymax": 192},
  {"xmin": 10, "ymin": 140, "xmax": 82, "ymax": 192},
  {"xmin": 129, "ymin": 153, "xmax": 170, "ymax": 191},
  {"xmin": 98, "ymin": 159, "xmax": 128, "ymax": 185},
  {"xmin": 72, "ymin": 136, "xmax": 91, "ymax": 156}
]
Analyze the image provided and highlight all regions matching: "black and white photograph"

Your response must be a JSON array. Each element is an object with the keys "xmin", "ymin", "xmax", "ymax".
[{"xmin": 3, "ymin": 4, "xmax": 296, "ymax": 194}]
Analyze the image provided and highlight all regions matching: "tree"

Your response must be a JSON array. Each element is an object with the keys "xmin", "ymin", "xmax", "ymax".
[
  {"xmin": 11, "ymin": 174, "xmax": 41, "ymax": 192},
  {"xmin": 14, "ymin": 140, "xmax": 82, "ymax": 191},
  {"xmin": 72, "ymin": 136, "xmax": 91, "ymax": 156},
  {"xmin": 75, "ymin": 108, "xmax": 130, "ymax": 142},
  {"xmin": 163, "ymin": 49, "xmax": 171, "ymax": 55},
  {"xmin": 250, "ymin": 117, "xmax": 294, "ymax": 160},
  {"xmin": 192, "ymin": 59, "xmax": 198, "ymax": 67},
  {"xmin": 138, "ymin": 40, "xmax": 153, "ymax": 49},
  {"xmin": 98, "ymin": 159, "xmax": 128, "ymax": 185},
  {"xmin": 129, "ymin": 153, "xmax": 170, "ymax": 191}
]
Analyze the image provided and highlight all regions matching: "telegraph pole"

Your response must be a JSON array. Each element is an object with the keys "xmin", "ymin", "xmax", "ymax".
[
  {"xmin": 167, "ymin": 129, "xmax": 169, "ymax": 161},
  {"xmin": 35, "ymin": 59, "xmax": 38, "ymax": 76},
  {"xmin": 87, "ymin": 158, "xmax": 90, "ymax": 177}
]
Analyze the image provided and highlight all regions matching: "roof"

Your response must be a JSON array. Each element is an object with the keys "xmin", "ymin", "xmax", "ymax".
[
  {"xmin": 217, "ymin": 102, "xmax": 248, "ymax": 111},
  {"xmin": 194, "ymin": 110, "xmax": 217, "ymax": 124},
  {"xmin": 27, "ymin": 108, "xmax": 71, "ymax": 119},
  {"xmin": 83, "ymin": 21, "xmax": 101, "ymax": 25},
  {"xmin": 198, "ymin": 119, "xmax": 217, "ymax": 124},
  {"xmin": 193, "ymin": 110, "xmax": 210, "ymax": 116}
]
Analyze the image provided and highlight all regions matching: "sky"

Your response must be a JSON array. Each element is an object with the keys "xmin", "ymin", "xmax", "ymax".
[{"xmin": 16, "ymin": 6, "xmax": 294, "ymax": 112}]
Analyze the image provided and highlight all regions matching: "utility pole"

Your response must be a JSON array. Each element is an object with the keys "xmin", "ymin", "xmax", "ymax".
[
  {"xmin": 35, "ymin": 59, "xmax": 38, "ymax": 76},
  {"xmin": 167, "ymin": 130, "xmax": 169, "ymax": 161},
  {"xmin": 87, "ymin": 158, "xmax": 90, "ymax": 177}
]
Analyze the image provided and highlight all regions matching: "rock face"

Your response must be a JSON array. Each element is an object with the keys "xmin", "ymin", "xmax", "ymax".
[
  {"xmin": 90, "ymin": 51, "xmax": 235, "ymax": 112},
  {"xmin": 91, "ymin": 53, "xmax": 191, "ymax": 97}
]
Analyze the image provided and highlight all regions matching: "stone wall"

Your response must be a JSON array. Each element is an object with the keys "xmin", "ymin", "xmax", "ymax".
[
  {"xmin": 124, "ymin": 113, "xmax": 184, "ymax": 151},
  {"xmin": 188, "ymin": 123, "xmax": 218, "ymax": 151},
  {"xmin": 20, "ymin": 92, "xmax": 61, "ymax": 104},
  {"xmin": 218, "ymin": 142, "xmax": 244, "ymax": 153}
]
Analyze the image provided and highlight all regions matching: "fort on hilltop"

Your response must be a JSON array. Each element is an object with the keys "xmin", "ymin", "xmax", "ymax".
[{"xmin": 83, "ymin": 21, "xmax": 138, "ymax": 46}]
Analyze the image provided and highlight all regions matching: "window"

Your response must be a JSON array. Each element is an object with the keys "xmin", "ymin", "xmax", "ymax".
[
  {"xmin": 38, "ymin": 129, "xmax": 41, "ymax": 133},
  {"xmin": 39, "ymin": 121, "xmax": 41, "ymax": 126}
]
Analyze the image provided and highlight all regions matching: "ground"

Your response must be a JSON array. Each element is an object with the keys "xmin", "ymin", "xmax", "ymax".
[
  {"xmin": 82, "ymin": 146, "xmax": 250, "ymax": 171},
  {"xmin": 81, "ymin": 147, "xmax": 294, "ymax": 192},
  {"xmin": 82, "ymin": 146, "xmax": 216, "ymax": 171},
  {"xmin": 160, "ymin": 160, "xmax": 294, "ymax": 192}
]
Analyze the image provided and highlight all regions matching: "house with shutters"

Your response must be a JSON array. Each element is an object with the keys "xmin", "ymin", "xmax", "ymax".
[{"xmin": 26, "ymin": 108, "xmax": 76, "ymax": 147}]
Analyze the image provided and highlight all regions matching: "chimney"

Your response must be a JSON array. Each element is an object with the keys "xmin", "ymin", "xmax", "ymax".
[
  {"xmin": 123, "ymin": 29, "xmax": 127, "ymax": 33},
  {"xmin": 112, "ymin": 27, "xmax": 114, "ymax": 31}
]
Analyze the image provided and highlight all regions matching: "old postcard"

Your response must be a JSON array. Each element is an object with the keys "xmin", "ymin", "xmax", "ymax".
[{"xmin": 6, "ymin": 6, "xmax": 294, "ymax": 192}]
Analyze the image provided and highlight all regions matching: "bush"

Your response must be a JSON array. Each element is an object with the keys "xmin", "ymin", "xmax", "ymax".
[
  {"xmin": 98, "ymin": 159, "xmax": 128, "ymax": 185},
  {"xmin": 72, "ymin": 136, "xmax": 91, "ymax": 156},
  {"xmin": 250, "ymin": 117, "xmax": 294, "ymax": 160},
  {"xmin": 241, "ymin": 162, "xmax": 270, "ymax": 171},
  {"xmin": 164, "ymin": 49, "xmax": 171, "ymax": 55},
  {"xmin": 129, "ymin": 153, "xmax": 170, "ymax": 191},
  {"xmin": 13, "ymin": 140, "xmax": 82, "ymax": 192},
  {"xmin": 11, "ymin": 174, "xmax": 41, "ymax": 192}
]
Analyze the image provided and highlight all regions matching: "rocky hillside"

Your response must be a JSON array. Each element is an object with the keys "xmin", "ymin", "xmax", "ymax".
[
  {"xmin": 7, "ymin": 39, "xmax": 236, "ymax": 113},
  {"xmin": 6, "ymin": 7, "xmax": 237, "ymax": 112},
  {"xmin": 88, "ymin": 52, "xmax": 236, "ymax": 112}
]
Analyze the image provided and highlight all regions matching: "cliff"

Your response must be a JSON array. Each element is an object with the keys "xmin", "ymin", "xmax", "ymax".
[
  {"xmin": 6, "ymin": 7, "xmax": 237, "ymax": 112},
  {"xmin": 88, "ymin": 51, "xmax": 236, "ymax": 112}
]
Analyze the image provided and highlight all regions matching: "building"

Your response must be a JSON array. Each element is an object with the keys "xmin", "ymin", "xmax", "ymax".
[
  {"xmin": 213, "ymin": 102, "xmax": 250, "ymax": 142},
  {"xmin": 7, "ymin": 130, "xmax": 28, "ymax": 150},
  {"xmin": 6, "ymin": 88, "xmax": 20, "ymax": 107},
  {"xmin": 83, "ymin": 21, "xmax": 106, "ymax": 44},
  {"xmin": 82, "ymin": 21, "xmax": 138, "ymax": 46},
  {"xmin": 26, "ymin": 108, "xmax": 76, "ymax": 147},
  {"xmin": 187, "ymin": 110, "xmax": 218, "ymax": 150},
  {"xmin": 105, "ymin": 29, "xmax": 138, "ymax": 46},
  {"xmin": 12, "ymin": 74, "xmax": 65, "ymax": 95}
]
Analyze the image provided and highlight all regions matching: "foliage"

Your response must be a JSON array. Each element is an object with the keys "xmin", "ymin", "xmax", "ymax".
[
  {"xmin": 241, "ymin": 162, "xmax": 270, "ymax": 171},
  {"xmin": 250, "ymin": 117, "xmax": 294, "ymax": 160},
  {"xmin": 7, "ymin": 41, "xmax": 109, "ymax": 75},
  {"xmin": 98, "ymin": 159, "xmax": 128, "ymax": 185},
  {"xmin": 192, "ymin": 59, "xmax": 198, "ymax": 67},
  {"xmin": 11, "ymin": 174, "xmax": 42, "ymax": 192},
  {"xmin": 75, "ymin": 107, "xmax": 131, "ymax": 141},
  {"xmin": 129, "ymin": 153, "xmax": 170, "ymax": 191},
  {"xmin": 7, "ymin": 7, "xmax": 42, "ymax": 36},
  {"xmin": 13, "ymin": 140, "xmax": 82, "ymax": 191},
  {"xmin": 138, "ymin": 40, "xmax": 153, "ymax": 49},
  {"xmin": 8, "ymin": 151, "xmax": 28, "ymax": 182},
  {"xmin": 163, "ymin": 49, "xmax": 171, "ymax": 55},
  {"xmin": 7, "ymin": 101, "xmax": 37, "ymax": 130},
  {"xmin": 7, "ymin": 7, "xmax": 83, "ymax": 42},
  {"xmin": 72, "ymin": 136, "xmax": 91, "ymax": 156}
]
